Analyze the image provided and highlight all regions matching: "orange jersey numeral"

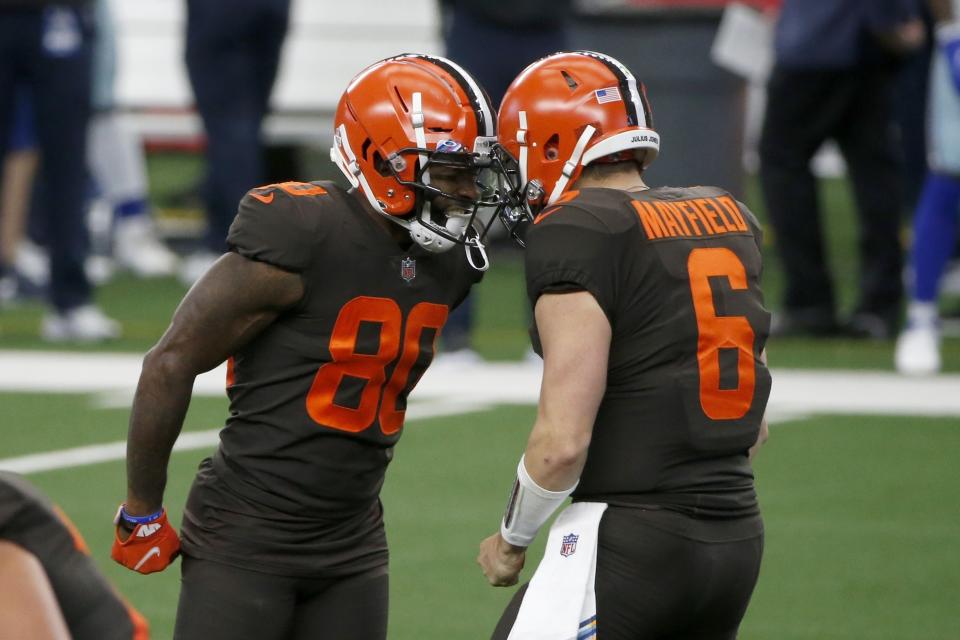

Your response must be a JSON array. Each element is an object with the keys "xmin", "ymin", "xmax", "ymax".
[
  {"xmin": 306, "ymin": 296, "xmax": 448, "ymax": 434},
  {"xmin": 687, "ymin": 247, "xmax": 756, "ymax": 420},
  {"xmin": 379, "ymin": 302, "xmax": 448, "ymax": 434}
]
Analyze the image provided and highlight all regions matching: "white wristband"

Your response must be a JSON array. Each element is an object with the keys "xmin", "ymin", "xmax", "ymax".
[{"xmin": 500, "ymin": 455, "xmax": 578, "ymax": 547}]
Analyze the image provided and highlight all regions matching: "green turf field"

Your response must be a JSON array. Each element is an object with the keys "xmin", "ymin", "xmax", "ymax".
[
  {"xmin": 5, "ymin": 392, "xmax": 959, "ymax": 639},
  {"xmin": 3, "ymin": 164, "xmax": 960, "ymax": 368},
  {"xmin": 1, "ymin": 162, "xmax": 959, "ymax": 637}
]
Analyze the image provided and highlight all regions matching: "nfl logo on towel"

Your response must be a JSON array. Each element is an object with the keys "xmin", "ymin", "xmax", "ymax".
[
  {"xmin": 400, "ymin": 257, "xmax": 416, "ymax": 282},
  {"xmin": 560, "ymin": 533, "xmax": 579, "ymax": 557},
  {"xmin": 595, "ymin": 86, "xmax": 621, "ymax": 104}
]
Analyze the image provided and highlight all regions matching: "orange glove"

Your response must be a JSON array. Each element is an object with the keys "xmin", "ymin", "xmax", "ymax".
[{"xmin": 111, "ymin": 506, "xmax": 181, "ymax": 574}]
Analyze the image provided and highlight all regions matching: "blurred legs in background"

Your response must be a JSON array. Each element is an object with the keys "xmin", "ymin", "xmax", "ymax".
[
  {"xmin": 87, "ymin": 0, "xmax": 178, "ymax": 280},
  {"xmin": 0, "ymin": 5, "xmax": 119, "ymax": 341},
  {"xmin": 438, "ymin": 0, "xmax": 572, "ymax": 362},
  {"xmin": 0, "ymin": 89, "xmax": 39, "ymax": 304},
  {"xmin": 183, "ymin": 0, "xmax": 291, "ymax": 285},
  {"xmin": 896, "ymin": 23, "xmax": 960, "ymax": 375}
]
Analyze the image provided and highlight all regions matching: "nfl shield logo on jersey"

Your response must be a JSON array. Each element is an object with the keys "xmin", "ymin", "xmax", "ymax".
[
  {"xmin": 560, "ymin": 533, "xmax": 579, "ymax": 557},
  {"xmin": 400, "ymin": 257, "xmax": 416, "ymax": 282}
]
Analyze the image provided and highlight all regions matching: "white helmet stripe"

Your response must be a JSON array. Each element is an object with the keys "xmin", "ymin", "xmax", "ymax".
[
  {"xmin": 577, "ymin": 50, "xmax": 649, "ymax": 129},
  {"xmin": 427, "ymin": 56, "xmax": 495, "ymax": 137},
  {"xmin": 394, "ymin": 53, "xmax": 495, "ymax": 137},
  {"xmin": 518, "ymin": 110, "xmax": 529, "ymax": 188}
]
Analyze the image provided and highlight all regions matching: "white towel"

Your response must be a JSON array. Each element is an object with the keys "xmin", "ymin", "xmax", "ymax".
[{"xmin": 507, "ymin": 501, "xmax": 608, "ymax": 640}]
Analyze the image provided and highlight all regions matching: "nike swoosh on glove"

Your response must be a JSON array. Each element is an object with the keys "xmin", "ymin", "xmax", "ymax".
[
  {"xmin": 938, "ymin": 21, "xmax": 960, "ymax": 94},
  {"xmin": 111, "ymin": 508, "xmax": 181, "ymax": 574}
]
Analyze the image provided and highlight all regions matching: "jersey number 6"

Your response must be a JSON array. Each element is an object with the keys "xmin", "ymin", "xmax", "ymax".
[
  {"xmin": 306, "ymin": 296, "xmax": 448, "ymax": 435},
  {"xmin": 687, "ymin": 247, "xmax": 755, "ymax": 420}
]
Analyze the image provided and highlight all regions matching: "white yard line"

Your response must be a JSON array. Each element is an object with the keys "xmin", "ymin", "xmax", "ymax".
[
  {"xmin": 1, "ymin": 349, "xmax": 959, "ymax": 475},
  {"xmin": 0, "ymin": 397, "xmax": 495, "ymax": 475}
]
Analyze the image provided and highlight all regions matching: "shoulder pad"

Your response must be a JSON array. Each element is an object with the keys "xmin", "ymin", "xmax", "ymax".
[
  {"xmin": 245, "ymin": 181, "xmax": 330, "ymax": 206},
  {"xmin": 229, "ymin": 182, "xmax": 334, "ymax": 272}
]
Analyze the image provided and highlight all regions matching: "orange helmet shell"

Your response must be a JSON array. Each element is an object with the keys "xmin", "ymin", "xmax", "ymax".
[
  {"xmin": 498, "ymin": 51, "xmax": 659, "ymax": 207},
  {"xmin": 332, "ymin": 55, "xmax": 496, "ymax": 216}
]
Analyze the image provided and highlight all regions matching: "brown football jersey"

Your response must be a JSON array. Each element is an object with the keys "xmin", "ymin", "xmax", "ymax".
[
  {"xmin": 525, "ymin": 186, "xmax": 771, "ymax": 518},
  {"xmin": 180, "ymin": 181, "xmax": 482, "ymax": 576},
  {"xmin": 0, "ymin": 472, "xmax": 148, "ymax": 639}
]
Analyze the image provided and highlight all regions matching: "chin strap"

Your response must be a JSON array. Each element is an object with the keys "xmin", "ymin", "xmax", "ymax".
[
  {"xmin": 548, "ymin": 124, "xmax": 596, "ymax": 205},
  {"xmin": 465, "ymin": 234, "xmax": 490, "ymax": 272}
]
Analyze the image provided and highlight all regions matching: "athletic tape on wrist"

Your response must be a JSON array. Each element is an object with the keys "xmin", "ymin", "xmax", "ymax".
[{"xmin": 500, "ymin": 455, "xmax": 577, "ymax": 547}]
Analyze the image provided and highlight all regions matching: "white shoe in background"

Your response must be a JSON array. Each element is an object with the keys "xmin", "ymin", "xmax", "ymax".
[
  {"xmin": 41, "ymin": 304, "xmax": 121, "ymax": 343},
  {"xmin": 85, "ymin": 255, "xmax": 116, "ymax": 285},
  {"xmin": 895, "ymin": 321, "xmax": 941, "ymax": 376},
  {"xmin": 0, "ymin": 273, "xmax": 17, "ymax": 305},
  {"xmin": 177, "ymin": 251, "xmax": 220, "ymax": 286},
  {"xmin": 114, "ymin": 215, "xmax": 179, "ymax": 278},
  {"xmin": 15, "ymin": 240, "xmax": 50, "ymax": 288}
]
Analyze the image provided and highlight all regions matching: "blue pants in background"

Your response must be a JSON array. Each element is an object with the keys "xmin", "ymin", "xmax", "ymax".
[
  {"xmin": 0, "ymin": 6, "xmax": 94, "ymax": 311},
  {"xmin": 185, "ymin": 0, "xmax": 290, "ymax": 253}
]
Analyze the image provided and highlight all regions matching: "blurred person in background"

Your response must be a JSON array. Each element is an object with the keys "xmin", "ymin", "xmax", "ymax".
[
  {"xmin": 2, "ymin": 0, "xmax": 179, "ymax": 294},
  {"xmin": 893, "ymin": 1, "xmax": 936, "ymax": 212},
  {"xmin": 437, "ymin": 0, "xmax": 572, "ymax": 364},
  {"xmin": 896, "ymin": 0, "xmax": 960, "ymax": 374},
  {"xmin": 180, "ymin": 0, "xmax": 292, "ymax": 285},
  {"xmin": 0, "ymin": 0, "xmax": 119, "ymax": 340},
  {"xmin": 111, "ymin": 55, "xmax": 502, "ymax": 640},
  {"xmin": 0, "ymin": 89, "xmax": 39, "ymax": 305},
  {"xmin": 87, "ymin": 0, "xmax": 179, "ymax": 279},
  {"xmin": 0, "ymin": 471, "xmax": 148, "ymax": 639},
  {"xmin": 759, "ymin": 0, "xmax": 926, "ymax": 339},
  {"xmin": 477, "ymin": 51, "xmax": 770, "ymax": 640}
]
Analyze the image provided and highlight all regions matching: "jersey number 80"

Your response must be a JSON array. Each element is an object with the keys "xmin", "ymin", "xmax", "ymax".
[{"xmin": 305, "ymin": 296, "xmax": 448, "ymax": 435}]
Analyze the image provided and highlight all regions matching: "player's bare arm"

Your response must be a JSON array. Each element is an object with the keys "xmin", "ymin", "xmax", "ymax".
[
  {"xmin": 478, "ymin": 290, "xmax": 611, "ymax": 587},
  {"xmin": 125, "ymin": 252, "xmax": 304, "ymax": 516},
  {"xmin": 0, "ymin": 541, "xmax": 70, "ymax": 640},
  {"xmin": 114, "ymin": 252, "xmax": 304, "ymax": 573},
  {"xmin": 525, "ymin": 291, "xmax": 610, "ymax": 490}
]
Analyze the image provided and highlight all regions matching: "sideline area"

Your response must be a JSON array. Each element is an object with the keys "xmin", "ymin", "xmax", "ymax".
[{"xmin": 2, "ymin": 349, "xmax": 958, "ymax": 475}]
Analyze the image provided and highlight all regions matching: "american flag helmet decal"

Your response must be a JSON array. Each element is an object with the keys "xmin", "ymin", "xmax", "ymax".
[{"xmin": 595, "ymin": 86, "xmax": 622, "ymax": 104}]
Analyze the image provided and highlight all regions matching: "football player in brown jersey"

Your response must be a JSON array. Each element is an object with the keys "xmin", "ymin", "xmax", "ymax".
[
  {"xmin": 111, "ymin": 54, "xmax": 505, "ymax": 640},
  {"xmin": 477, "ymin": 51, "xmax": 771, "ymax": 640},
  {"xmin": 0, "ymin": 472, "xmax": 148, "ymax": 640}
]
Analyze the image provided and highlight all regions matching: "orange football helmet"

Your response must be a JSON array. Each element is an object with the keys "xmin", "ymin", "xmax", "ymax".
[
  {"xmin": 497, "ymin": 51, "xmax": 660, "ymax": 220},
  {"xmin": 331, "ymin": 54, "xmax": 502, "ymax": 264}
]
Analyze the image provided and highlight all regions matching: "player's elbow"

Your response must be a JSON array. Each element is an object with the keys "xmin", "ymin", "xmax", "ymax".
[
  {"xmin": 541, "ymin": 431, "xmax": 592, "ymax": 472},
  {"xmin": 141, "ymin": 344, "xmax": 198, "ymax": 384}
]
